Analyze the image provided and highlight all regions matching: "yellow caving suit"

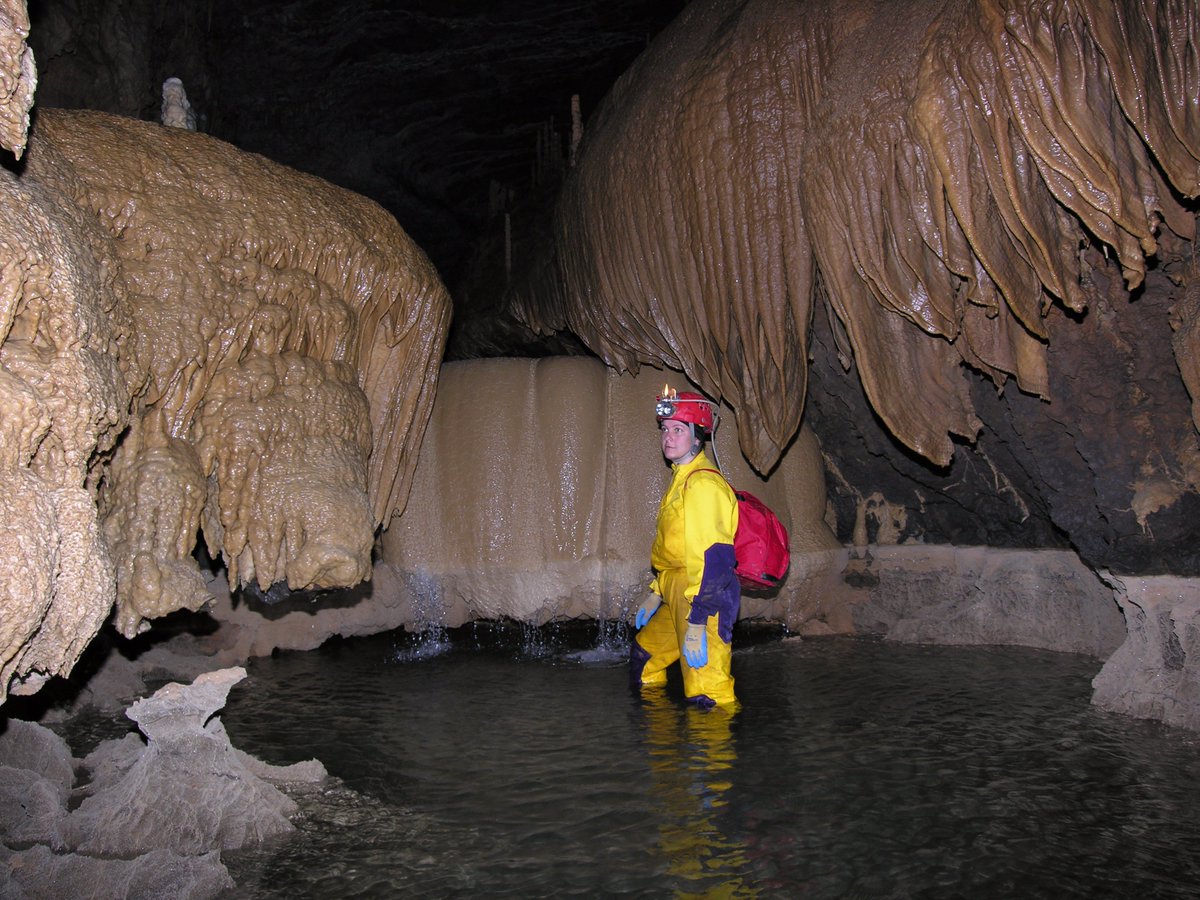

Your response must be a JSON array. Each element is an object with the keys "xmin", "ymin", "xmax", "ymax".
[{"xmin": 632, "ymin": 451, "xmax": 740, "ymax": 708}]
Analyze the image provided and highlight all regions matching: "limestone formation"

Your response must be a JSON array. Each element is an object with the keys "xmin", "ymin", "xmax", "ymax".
[
  {"xmin": 1, "ymin": 669, "xmax": 325, "ymax": 898},
  {"xmin": 0, "ymin": 0, "xmax": 34, "ymax": 157},
  {"xmin": 1, "ymin": 108, "xmax": 451, "ymax": 702},
  {"xmin": 0, "ymin": 719, "xmax": 73, "ymax": 848},
  {"xmin": 518, "ymin": 0, "xmax": 1200, "ymax": 578},
  {"xmin": 383, "ymin": 357, "xmax": 841, "ymax": 626},
  {"xmin": 849, "ymin": 546, "xmax": 1126, "ymax": 658},
  {"xmin": 2, "ymin": 846, "xmax": 235, "ymax": 900},
  {"xmin": 515, "ymin": 0, "xmax": 1200, "ymax": 565},
  {"xmin": 1091, "ymin": 573, "xmax": 1200, "ymax": 730},
  {"xmin": 0, "ymin": 148, "xmax": 131, "ymax": 700},
  {"xmin": 64, "ymin": 667, "xmax": 315, "ymax": 856},
  {"xmin": 160, "ymin": 76, "xmax": 196, "ymax": 130}
]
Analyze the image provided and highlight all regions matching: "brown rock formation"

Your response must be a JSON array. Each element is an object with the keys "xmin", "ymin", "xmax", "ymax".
[
  {"xmin": 0, "ymin": 0, "xmax": 34, "ymax": 157},
  {"xmin": 515, "ymin": 0, "xmax": 1200, "ymax": 575},
  {"xmin": 196, "ymin": 358, "xmax": 841, "ymax": 658},
  {"xmin": 0, "ymin": 142, "xmax": 131, "ymax": 700},
  {"xmin": 520, "ymin": 0, "xmax": 1198, "ymax": 470},
  {"xmin": 1, "ymin": 108, "xmax": 450, "ymax": 702}
]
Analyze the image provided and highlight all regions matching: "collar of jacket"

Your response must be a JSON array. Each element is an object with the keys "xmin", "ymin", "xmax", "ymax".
[{"xmin": 672, "ymin": 450, "xmax": 714, "ymax": 476}]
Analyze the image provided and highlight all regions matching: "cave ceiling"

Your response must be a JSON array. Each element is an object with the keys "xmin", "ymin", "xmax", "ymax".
[{"xmin": 205, "ymin": 0, "xmax": 689, "ymax": 299}]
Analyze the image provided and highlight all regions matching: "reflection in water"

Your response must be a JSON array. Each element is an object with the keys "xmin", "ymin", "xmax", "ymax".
[{"xmin": 639, "ymin": 691, "xmax": 755, "ymax": 898}]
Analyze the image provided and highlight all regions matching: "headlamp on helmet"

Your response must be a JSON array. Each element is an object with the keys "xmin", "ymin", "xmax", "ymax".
[{"xmin": 654, "ymin": 384, "xmax": 716, "ymax": 432}]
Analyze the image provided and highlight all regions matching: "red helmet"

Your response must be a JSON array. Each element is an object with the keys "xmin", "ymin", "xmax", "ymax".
[{"xmin": 655, "ymin": 388, "xmax": 715, "ymax": 430}]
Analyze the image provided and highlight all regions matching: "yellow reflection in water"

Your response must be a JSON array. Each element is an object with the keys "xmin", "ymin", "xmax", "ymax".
[{"xmin": 639, "ymin": 691, "xmax": 758, "ymax": 899}]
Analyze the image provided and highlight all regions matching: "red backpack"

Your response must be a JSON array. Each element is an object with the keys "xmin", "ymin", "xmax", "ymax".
[{"xmin": 687, "ymin": 469, "xmax": 791, "ymax": 591}]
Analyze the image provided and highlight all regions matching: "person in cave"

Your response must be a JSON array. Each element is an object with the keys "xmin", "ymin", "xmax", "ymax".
[{"xmin": 630, "ymin": 386, "xmax": 741, "ymax": 709}]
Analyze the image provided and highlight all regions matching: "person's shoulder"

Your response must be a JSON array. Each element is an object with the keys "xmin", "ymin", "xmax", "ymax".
[{"xmin": 685, "ymin": 467, "xmax": 731, "ymax": 493}]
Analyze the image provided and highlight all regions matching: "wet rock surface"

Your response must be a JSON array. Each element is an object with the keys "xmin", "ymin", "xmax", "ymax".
[
  {"xmin": 1, "ymin": 667, "xmax": 327, "ymax": 899},
  {"xmin": 1, "ymin": 104, "xmax": 451, "ymax": 701},
  {"xmin": 516, "ymin": 0, "xmax": 1200, "ymax": 576},
  {"xmin": 1092, "ymin": 574, "xmax": 1200, "ymax": 731},
  {"xmin": 845, "ymin": 547, "xmax": 1126, "ymax": 659}
]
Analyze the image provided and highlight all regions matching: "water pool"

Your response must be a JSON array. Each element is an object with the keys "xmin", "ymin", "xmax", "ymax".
[{"xmin": 212, "ymin": 629, "xmax": 1200, "ymax": 898}]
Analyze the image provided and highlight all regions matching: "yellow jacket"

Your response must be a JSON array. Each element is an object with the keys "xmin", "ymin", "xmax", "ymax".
[{"xmin": 649, "ymin": 451, "xmax": 740, "ymax": 640}]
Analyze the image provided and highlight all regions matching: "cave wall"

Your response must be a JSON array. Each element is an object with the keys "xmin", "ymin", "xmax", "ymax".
[
  {"xmin": 380, "ymin": 357, "xmax": 840, "ymax": 626},
  {"xmin": 1, "ymin": 106, "xmax": 451, "ymax": 702},
  {"xmin": 26, "ymin": 0, "xmax": 212, "ymax": 127},
  {"xmin": 515, "ymin": 0, "xmax": 1200, "ymax": 576},
  {"xmin": 198, "ymin": 357, "xmax": 843, "ymax": 661},
  {"xmin": 809, "ymin": 234, "xmax": 1200, "ymax": 574}
]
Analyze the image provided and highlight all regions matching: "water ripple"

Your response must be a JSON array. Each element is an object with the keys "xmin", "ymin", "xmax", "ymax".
[{"xmin": 214, "ymin": 636, "xmax": 1200, "ymax": 898}]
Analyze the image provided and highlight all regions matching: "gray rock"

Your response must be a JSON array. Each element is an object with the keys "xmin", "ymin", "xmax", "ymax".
[
  {"xmin": 63, "ymin": 667, "xmax": 299, "ymax": 856},
  {"xmin": 0, "ymin": 767, "xmax": 67, "ymax": 849},
  {"xmin": 1092, "ymin": 574, "xmax": 1200, "ymax": 730},
  {"xmin": 0, "ymin": 720, "xmax": 74, "ymax": 801},
  {"xmin": 1, "ymin": 843, "xmax": 233, "ymax": 900},
  {"xmin": 76, "ymin": 732, "xmax": 145, "ymax": 799},
  {"xmin": 849, "ymin": 546, "xmax": 1126, "ymax": 658}
]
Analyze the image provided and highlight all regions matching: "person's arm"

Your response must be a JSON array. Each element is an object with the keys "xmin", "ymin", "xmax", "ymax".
[{"xmin": 682, "ymin": 473, "xmax": 738, "ymax": 637}]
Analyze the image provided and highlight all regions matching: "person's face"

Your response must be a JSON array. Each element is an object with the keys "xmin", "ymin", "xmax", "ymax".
[{"xmin": 660, "ymin": 418, "xmax": 696, "ymax": 464}]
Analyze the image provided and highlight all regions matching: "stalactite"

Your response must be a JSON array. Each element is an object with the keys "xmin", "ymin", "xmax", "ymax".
[
  {"xmin": 515, "ymin": 0, "xmax": 1200, "ymax": 473},
  {"xmin": 570, "ymin": 93, "xmax": 582, "ymax": 168}
]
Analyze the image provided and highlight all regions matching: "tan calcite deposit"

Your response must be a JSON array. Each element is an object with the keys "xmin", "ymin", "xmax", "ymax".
[
  {"xmin": 379, "ymin": 357, "xmax": 842, "ymax": 628},
  {"xmin": 0, "ymin": 158, "xmax": 131, "ymax": 698},
  {"xmin": 0, "ymin": 0, "xmax": 34, "ymax": 158},
  {"xmin": 516, "ymin": 0, "xmax": 1200, "ymax": 474},
  {"xmin": 1, "ymin": 107, "xmax": 450, "ymax": 701}
]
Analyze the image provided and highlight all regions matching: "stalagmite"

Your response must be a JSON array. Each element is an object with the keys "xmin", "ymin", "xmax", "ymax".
[
  {"xmin": 160, "ymin": 76, "xmax": 197, "ymax": 130},
  {"xmin": 569, "ymin": 93, "xmax": 582, "ymax": 168}
]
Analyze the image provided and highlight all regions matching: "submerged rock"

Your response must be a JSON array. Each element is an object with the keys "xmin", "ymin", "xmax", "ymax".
[
  {"xmin": 0, "ymin": 721, "xmax": 74, "ymax": 850},
  {"xmin": 1, "ymin": 844, "xmax": 234, "ymax": 900},
  {"xmin": 1, "ymin": 666, "xmax": 328, "ymax": 898},
  {"xmin": 851, "ymin": 546, "xmax": 1126, "ymax": 658},
  {"xmin": 64, "ymin": 667, "xmax": 316, "ymax": 856}
]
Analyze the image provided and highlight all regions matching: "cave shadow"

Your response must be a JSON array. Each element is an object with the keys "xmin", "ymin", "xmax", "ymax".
[
  {"xmin": 197, "ymin": 538, "xmax": 374, "ymax": 620},
  {"xmin": 0, "ymin": 605, "xmax": 220, "ymax": 733},
  {"xmin": 231, "ymin": 579, "xmax": 374, "ymax": 621}
]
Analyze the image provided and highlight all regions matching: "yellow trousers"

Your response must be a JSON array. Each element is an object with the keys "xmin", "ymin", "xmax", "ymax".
[{"xmin": 633, "ymin": 568, "xmax": 738, "ymax": 708}]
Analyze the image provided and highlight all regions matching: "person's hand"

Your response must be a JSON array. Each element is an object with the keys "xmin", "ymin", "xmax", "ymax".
[
  {"xmin": 634, "ymin": 594, "xmax": 662, "ymax": 630},
  {"xmin": 683, "ymin": 623, "xmax": 708, "ymax": 667}
]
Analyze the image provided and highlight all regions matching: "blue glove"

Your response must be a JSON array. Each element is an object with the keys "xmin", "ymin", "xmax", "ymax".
[
  {"xmin": 683, "ymin": 623, "xmax": 708, "ymax": 668},
  {"xmin": 634, "ymin": 594, "xmax": 662, "ymax": 630}
]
